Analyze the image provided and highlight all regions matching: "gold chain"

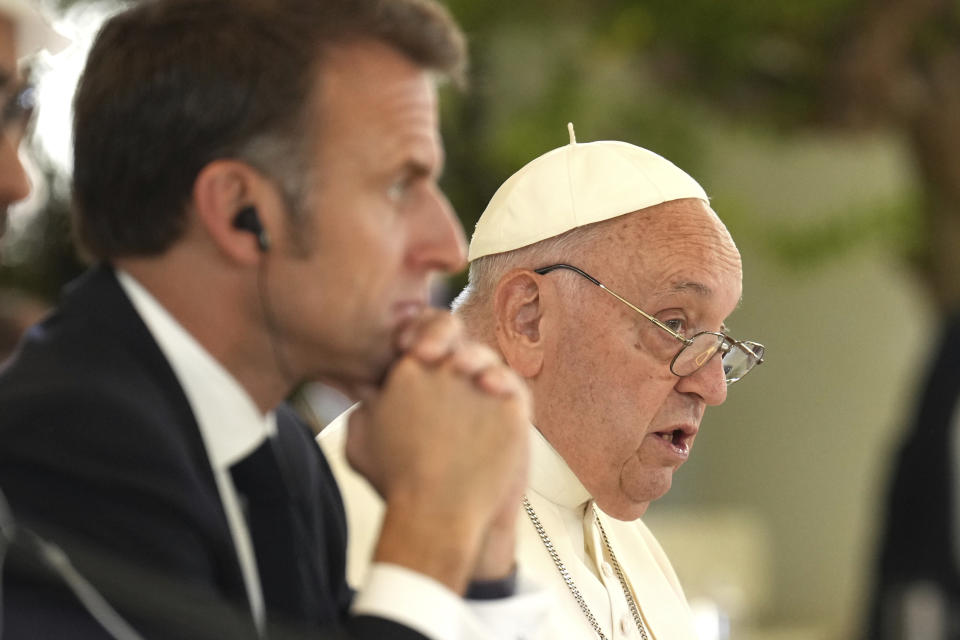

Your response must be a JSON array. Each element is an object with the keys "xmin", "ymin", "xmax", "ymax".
[{"xmin": 522, "ymin": 496, "xmax": 650, "ymax": 640}]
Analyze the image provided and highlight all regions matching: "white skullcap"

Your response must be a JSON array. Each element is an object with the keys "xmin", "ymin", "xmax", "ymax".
[
  {"xmin": 468, "ymin": 123, "xmax": 709, "ymax": 261},
  {"xmin": 0, "ymin": 0, "xmax": 69, "ymax": 60}
]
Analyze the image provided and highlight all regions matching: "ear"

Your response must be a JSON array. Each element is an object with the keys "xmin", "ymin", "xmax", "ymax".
[
  {"xmin": 493, "ymin": 269, "xmax": 546, "ymax": 379},
  {"xmin": 192, "ymin": 160, "xmax": 270, "ymax": 265}
]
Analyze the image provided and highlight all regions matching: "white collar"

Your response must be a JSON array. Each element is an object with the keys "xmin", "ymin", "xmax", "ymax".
[
  {"xmin": 116, "ymin": 270, "xmax": 275, "ymax": 469},
  {"xmin": 528, "ymin": 424, "xmax": 591, "ymax": 510}
]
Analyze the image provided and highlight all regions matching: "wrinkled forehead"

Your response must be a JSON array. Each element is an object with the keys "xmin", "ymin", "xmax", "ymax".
[{"xmin": 583, "ymin": 199, "xmax": 743, "ymax": 294}]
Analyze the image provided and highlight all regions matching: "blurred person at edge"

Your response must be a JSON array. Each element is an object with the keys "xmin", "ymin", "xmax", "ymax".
[
  {"xmin": 0, "ymin": 0, "xmax": 67, "ymax": 243},
  {"xmin": 0, "ymin": 0, "xmax": 549, "ymax": 638},
  {"xmin": 867, "ymin": 317, "xmax": 960, "ymax": 638},
  {"xmin": 321, "ymin": 125, "xmax": 766, "ymax": 640}
]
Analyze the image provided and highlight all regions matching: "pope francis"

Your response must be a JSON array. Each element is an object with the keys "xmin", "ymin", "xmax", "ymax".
[{"xmin": 319, "ymin": 125, "xmax": 765, "ymax": 639}]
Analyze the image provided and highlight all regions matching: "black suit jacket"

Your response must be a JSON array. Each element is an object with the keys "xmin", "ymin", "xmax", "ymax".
[
  {"xmin": 865, "ymin": 314, "xmax": 960, "ymax": 639},
  {"xmin": 0, "ymin": 265, "xmax": 425, "ymax": 639}
]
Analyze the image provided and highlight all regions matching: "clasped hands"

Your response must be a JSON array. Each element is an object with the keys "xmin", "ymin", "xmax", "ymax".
[{"xmin": 345, "ymin": 309, "xmax": 530, "ymax": 594}]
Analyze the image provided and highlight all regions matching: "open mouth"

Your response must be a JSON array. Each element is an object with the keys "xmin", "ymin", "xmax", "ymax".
[{"xmin": 653, "ymin": 428, "xmax": 691, "ymax": 456}]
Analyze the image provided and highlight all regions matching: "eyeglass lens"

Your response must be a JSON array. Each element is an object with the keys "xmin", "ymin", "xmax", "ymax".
[
  {"xmin": 672, "ymin": 333, "xmax": 724, "ymax": 378},
  {"xmin": 672, "ymin": 334, "xmax": 764, "ymax": 384},
  {"xmin": 2, "ymin": 85, "xmax": 36, "ymax": 143},
  {"xmin": 723, "ymin": 341, "xmax": 764, "ymax": 384}
]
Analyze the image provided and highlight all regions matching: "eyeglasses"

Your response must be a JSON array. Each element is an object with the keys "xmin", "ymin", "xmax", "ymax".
[
  {"xmin": 534, "ymin": 263, "xmax": 765, "ymax": 385},
  {"xmin": 1, "ymin": 83, "xmax": 37, "ymax": 144}
]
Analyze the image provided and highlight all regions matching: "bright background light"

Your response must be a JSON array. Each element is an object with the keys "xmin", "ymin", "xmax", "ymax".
[
  {"xmin": 32, "ymin": 0, "xmax": 120, "ymax": 175},
  {"xmin": 4, "ymin": 0, "xmax": 118, "ymax": 249}
]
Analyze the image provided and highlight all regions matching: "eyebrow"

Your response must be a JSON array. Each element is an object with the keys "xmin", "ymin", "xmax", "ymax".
[
  {"xmin": 400, "ymin": 155, "xmax": 447, "ymax": 185},
  {"xmin": 404, "ymin": 160, "xmax": 432, "ymax": 179},
  {"xmin": 670, "ymin": 281, "xmax": 712, "ymax": 296},
  {"xmin": 656, "ymin": 281, "xmax": 744, "ymax": 327}
]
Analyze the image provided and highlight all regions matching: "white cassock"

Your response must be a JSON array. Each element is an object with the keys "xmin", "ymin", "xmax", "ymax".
[{"xmin": 319, "ymin": 410, "xmax": 699, "ymax": 640}]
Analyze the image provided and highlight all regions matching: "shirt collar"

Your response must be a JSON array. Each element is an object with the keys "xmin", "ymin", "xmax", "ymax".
[
  {"xmin": 528, "ymin": 424, "xmax": 591, "ymax": 509},
  {"xmin": 117, "ymin": 270, "xmax": 275, "ymax": 469}
]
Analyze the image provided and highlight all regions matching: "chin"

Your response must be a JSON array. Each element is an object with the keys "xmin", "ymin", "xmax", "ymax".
[
  {"xmin": 593, "ymin": 485, "xmax": 668, "ymax": 522},
  {"xmin": 349, "ymin": 337, "xmax": 400, "ymax": 385},
  {"xmin": 597, "ymin": 497, "xmax": 650, "ymax": 522},
  {"xmin": 616, "ymin": 472, "xmax": 673, "ymax": 516},
  {"xmin": 304, "ymin": 348, "xmax": 394, "ymax": 397}
]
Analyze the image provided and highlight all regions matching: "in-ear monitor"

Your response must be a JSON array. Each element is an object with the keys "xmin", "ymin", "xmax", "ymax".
[{"xmin": 233, "ymin": 205, "xmax": 270, "ymax": 252}]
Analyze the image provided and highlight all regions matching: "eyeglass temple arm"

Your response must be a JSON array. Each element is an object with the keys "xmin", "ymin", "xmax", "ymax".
[
  {"xmin": 733, "ymin": 338, "xmax": 765, "ymax": 364},
  {"xmin": 533, "ymin": 264, "xmax": 689, "ymax": 343},
  {"xmin": 534, "ymin": 264, "xmax": 602, "ymax": 285}
]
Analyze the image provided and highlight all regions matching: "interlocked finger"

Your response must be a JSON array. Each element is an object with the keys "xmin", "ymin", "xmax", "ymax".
[{"xmin": 395, "ymin": 308, "xmax": 464, "ymax": 365}]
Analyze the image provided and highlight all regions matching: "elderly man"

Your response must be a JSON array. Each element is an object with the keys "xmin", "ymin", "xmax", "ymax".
[
  {"xmin": 321, "ymin": 125, "xmax": 765, "ymax": 639},
  {"xmin": 0, "ymin": 0, "xmax": 66, "ymax": 239},
  {"xmin": 0, "ymin": 0, "xmax": 546, "ymax": 638}
]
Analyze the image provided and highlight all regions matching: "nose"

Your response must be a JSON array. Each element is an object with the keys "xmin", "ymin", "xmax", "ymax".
[
  {"xmin": 0, "ymin": 134, "xmax": 31, "ymax": 219},
  {"xmin": 675, "ymin": 351, "xmax": 728, "ymax": 406},
  {"xmin": 407, "ymin": 185, "xmax": 467, "ymax": 274}
]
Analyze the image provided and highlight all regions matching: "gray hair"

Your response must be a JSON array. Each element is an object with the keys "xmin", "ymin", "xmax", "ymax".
[{"xmin": 452, "ymin": 221, "xmax": 610, "ymax": 346}]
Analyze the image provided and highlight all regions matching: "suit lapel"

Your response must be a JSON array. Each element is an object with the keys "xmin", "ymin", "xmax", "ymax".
[{"xmin": 58, "ymin": 264, "xmax": 249, "ymax": 604}]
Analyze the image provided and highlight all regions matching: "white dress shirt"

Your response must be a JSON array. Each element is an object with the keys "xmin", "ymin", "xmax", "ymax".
[
  {"xmin": 320, "ymin": 409, "xmax": 699, "ymax": 639},
  {"xmin": 117, "ymin": 271, "xmax": 547, "ymax": 639},
  {"xmin": 118, "ymin": 270, "xmax": 271, "ymax": 629}
]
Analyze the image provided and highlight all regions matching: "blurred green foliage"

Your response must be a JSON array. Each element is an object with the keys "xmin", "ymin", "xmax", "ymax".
[
  {"xmin": 6, "ymin": 0, "xmax": 955, "ymax": 308},
  {"xmin": 435, "ymin": 0, "xmax": 878, "ymax": 291}
]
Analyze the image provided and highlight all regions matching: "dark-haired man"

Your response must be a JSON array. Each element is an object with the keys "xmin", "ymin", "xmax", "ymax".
[{"xmin": 0, "ymin": 0, "xmax": 544, "ymax": 637}]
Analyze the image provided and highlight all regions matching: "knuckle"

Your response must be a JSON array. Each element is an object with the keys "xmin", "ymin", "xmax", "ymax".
[
  {"xmin": 388, "ymin": 356, "xmax": 423, "ymax": 382},
  {"xmin": 425, "ymin": 309, "xmax": 459, "ymax": 332}
]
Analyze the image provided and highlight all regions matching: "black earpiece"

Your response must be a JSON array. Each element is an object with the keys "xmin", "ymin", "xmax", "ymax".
[{"xmin": 232, "ymin": 205, "xmax": 270, "ymax": 252}]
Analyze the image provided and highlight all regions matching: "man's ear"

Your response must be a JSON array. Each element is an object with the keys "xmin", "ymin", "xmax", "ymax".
[
  {"xmin": 494, "ymin": 269, "xmax": 546, "ymax": 379},
  {"xmin": 192, "ymin": 160, "xmax": 271, "ymax": 265}
]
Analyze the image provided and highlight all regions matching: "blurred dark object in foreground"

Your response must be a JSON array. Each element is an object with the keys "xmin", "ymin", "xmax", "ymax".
[
  {"xmin": 867, "ymin": 313, "xmax": 960, "ymax": 640},
  {"xmin": 1, "ymin": 509, "xmax": 344, "ymax": 639}
]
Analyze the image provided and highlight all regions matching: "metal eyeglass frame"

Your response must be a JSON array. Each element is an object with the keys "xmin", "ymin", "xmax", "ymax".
[
  {"xmin": 1, "ymin": 82, "xmax": 37, "ymax": 143},
  {"xmin": 533, "ymin": 263, "xmax": 765, "ymax": 385}
]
